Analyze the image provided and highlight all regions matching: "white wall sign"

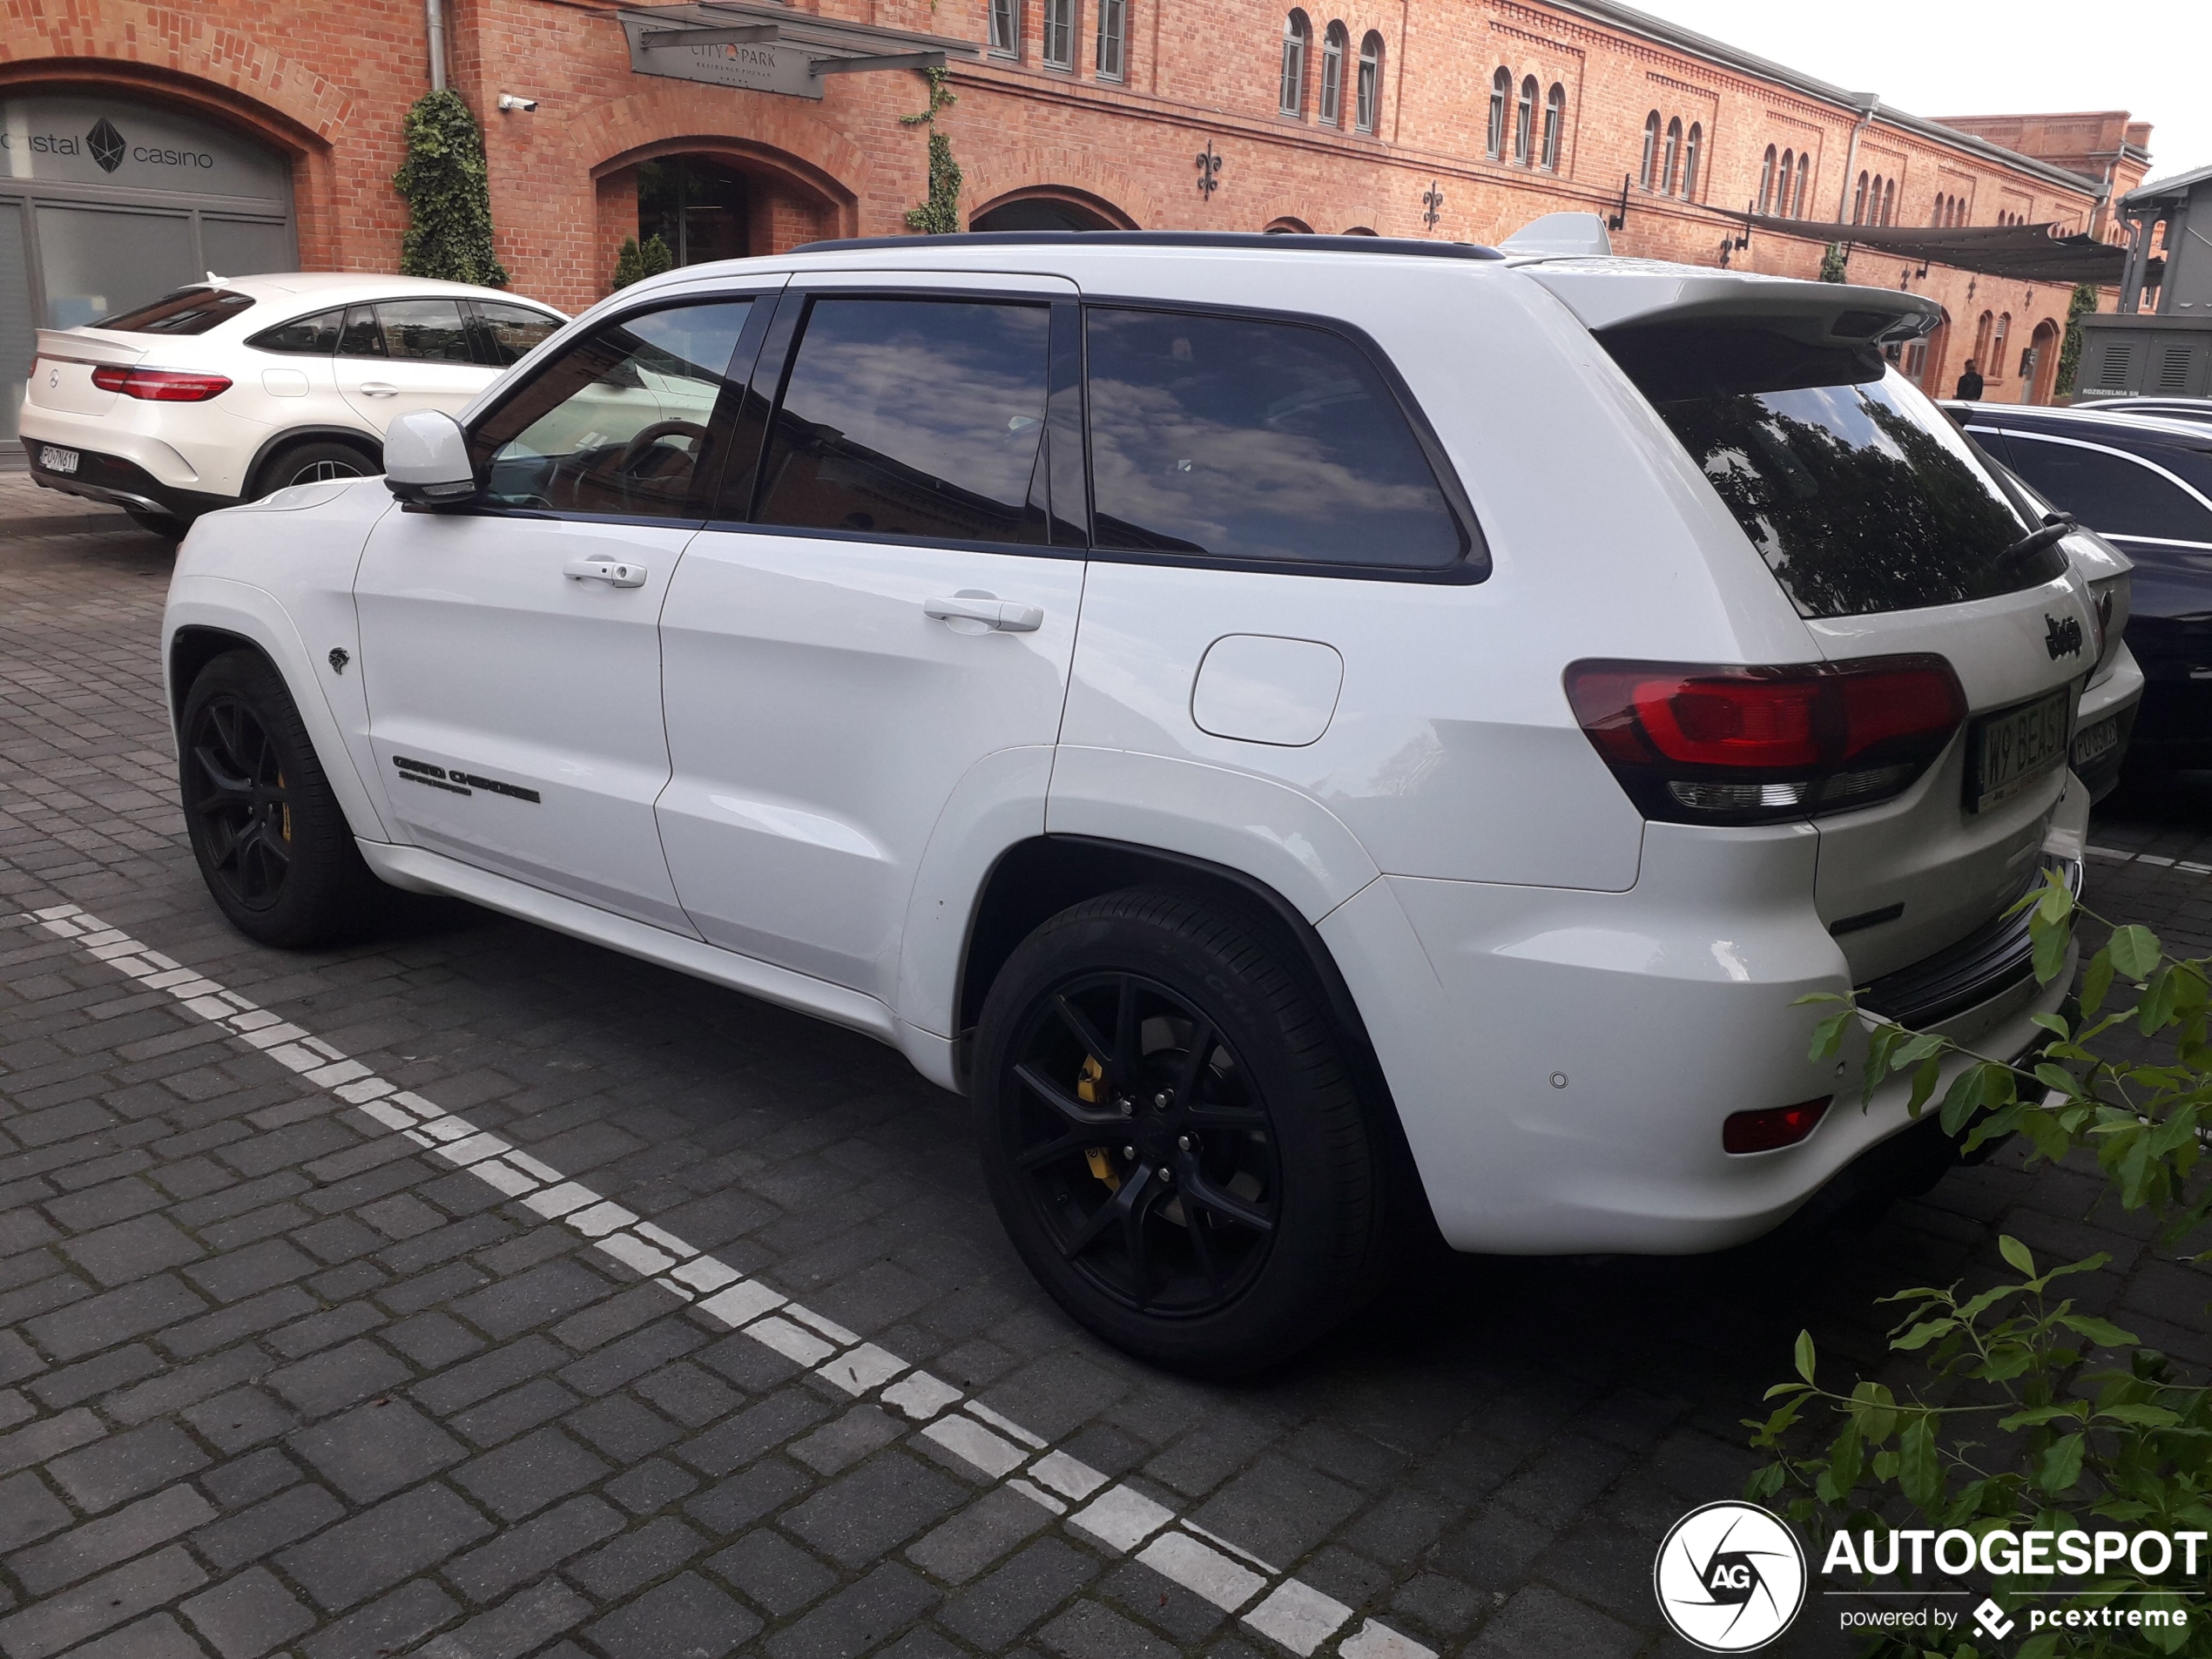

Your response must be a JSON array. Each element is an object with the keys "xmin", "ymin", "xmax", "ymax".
[{"xmin": 0, "ymin": 96, "xmax": 291, "ymax": 208}]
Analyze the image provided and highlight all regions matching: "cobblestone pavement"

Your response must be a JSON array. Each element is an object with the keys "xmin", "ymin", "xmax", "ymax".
[{"xmin": 5, "ymin": 473, "xmax": 2212, "ymax": 1659}]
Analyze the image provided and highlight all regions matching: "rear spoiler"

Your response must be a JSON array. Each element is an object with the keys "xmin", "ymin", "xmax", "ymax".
[
  {"xmin": 1520, "ymin": 260, "xmax": 1942, "ymax": 347},
  {"xmin": 32, "ymin": 327, "xmax": 148, "ymax": 368}
]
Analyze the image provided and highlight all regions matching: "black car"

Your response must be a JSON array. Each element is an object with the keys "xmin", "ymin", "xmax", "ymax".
[{"xmin": 1946, "ymin": 402, "xmax": 2212, "ymax": 771}]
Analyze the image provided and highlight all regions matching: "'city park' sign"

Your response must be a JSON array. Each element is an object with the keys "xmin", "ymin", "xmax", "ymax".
[{"xmin": 621, "ymin": 15, "xmax": 826, "ymax": 98}]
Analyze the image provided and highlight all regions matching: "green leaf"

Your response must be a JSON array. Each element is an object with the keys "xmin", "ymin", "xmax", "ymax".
[
  {"xmin": 1906, "ymin": 1055, "xmax": 1943, "ymax": 1120},
  {"xmin": 1763, "ymin": 1381, "xmax": 1812, "ymax": 1399},
  {"xmin": 2055, "ymin": 1313, "xmax": 2138, "ymax": 1349},
  {"xmin": 1794, "ymin": 1330, "xmax": 1817, "ymax": 1386},
  {"xmin": 1999, "ymin": 1235, "xmax": 2036, "ymax": 1278},
  {"xmin": 2109, "ymin": 924, "xmax": 2161, "ymax": 981},
  {"xmin": 2031, "ymin": 1062, "xmax": 2080, "ymax": 1099},
  {"xmin": 2140, "ymin": 966, "xmax": 2183, "ymax": 1034},
  {"xmin": 2095, "ymin": 1402, "xmax": 2183, "ymax": 1427},
  {"xmin": 2031, "ymin": 907, "xmax": 2069, "ymax": 984},
  {"xmin": 1807, "ymin": 1009, "xmax": 1851, "ymax": 1062},
  {"xmin": 2082, "ymin": 947, "xmax": 2114, "ymax": 1016},
  {"xmin": 1826, "ymin": 1420, "xmax": 1865, "ymax": 1494},
  {"xmin": 2035, "ymin": 1432, "xmax": 2085, "ymax": 1494},
  {"xmin": 2029, "ymin": 1011, "xmax": 2071, "ymax": 1039},
  {"xmin": 1899, "ymin": 1413, "xmax": 1943, "ymax": 1507},
  {"xmin": 1893, "ymin": 1318, "xmax": 1959, "ymax": 1351},
  {"xmin": 1999, "ymin": 1403, "xmax": 2085, "ymax": 1432},
  {"xmin": 2017, "ymin": 1629, "xmax": 2063, "ymax": 1659}
]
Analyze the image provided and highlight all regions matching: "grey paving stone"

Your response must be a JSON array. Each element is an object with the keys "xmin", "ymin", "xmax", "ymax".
[
  {"xmin": 58, "ymin": 1212, "xmax": 203, "ymax": 1286},
  {"xmin": 267, "ymin": 1339, "xmax": 414, "ymax": 1419},
  {"xmin": 412, "ymin": 1335, "xmax": 568, "ymax": 1415},
  {"xmin": 0, "ymin": 1544, "xmax": 205, "ymax": 1659},
  {"xmin": 10, "ymin": 1482, "xmax": 215, "ymax": 1595},
  {"xmin": 199, "ymin": 1447, "xmax": 300, "ymax": 1510},
  {"xmin": 566, "ymin": 1514, "xmax": 711, "ymax": 1599},
  {"xmin": 25, "ymin": 1343, "xmax": 163, "ymax": 1410},
  {"xmin": 417, "ymin": 1579, "xmax": 590, "ymax": 1659},
  {"xmin": 181, "ymin": 1386, "xmax": 299, "ymax": 1453},
  {"xmin": 906, "ymin": 1486, "xmax": 1054, "ymax": 1585},
  {"xmin": 299, "ymin": 1579, "xmax": 462, "ymax": 1659},
  {"xmin": 277, "ymin": 1481, "xmax": 494, "ymax": 1609},
  {"xmin": 792, "ymin": 1405, "xmax": 904, "ymax": 1476},
  {"xmin": 785, "ymin": 1452, "xmax": 974, "ymax": 1571},
  {"xmin": 765, "ymin": 1561, "xmax": 939, "ymax": 1659},
  {"xmin": 1035, "ymin": 1597, "xmax": 1174, "ymax": 1659},
  {"xmin": 677, "ymin": 1388, "xmax": 833, "ymax": 1477},
  {"xmin": 46, "ymin": 1420, "xmax": 208, "ymax": 1511},
  {"xmin": 684, "ymin": 1459, "xmax": 813, "ymax": 1536},
  {"xmin": 938, "ymin": 1539, "xmax": 1103, "ymax": 1649},
  {"xmin": 47, "ymin": 1614, "xmax": 206, "ymax": 1659},
  {"xmin": 1462, "ymin": 1583, "xmax": 1642, "ymax": 1658},
  {"xmin": 181, "ymin": 1565, "xmax": 319, "ymax": 1659},
  {"xmin": 604, "ymin": 1458, "xmax": 698, "ymax": 1515},
  {"xmin": 584, "ymin": 1572, "xmax": 759, "ymax": 1659},
  {"xmin": 0, "ymin": 1467, "xmax": 74, "ymax": 1551},
  {"xmin": 445, "ymin": 1495, "xmax": 626, "ymax": 1606},
  {"xmin": 381, "ymin": 1312, "xmax": 483, "ymax": 1370},
  {"xmin": 451, "ymin": 1377, "xmax": 581, "ymax": 1448},
  {"xmin": 564, "ymin": 1393, "xmax": 682, "ymax": 1463},
  {"xmin": 450, "ymin": 1259, "xmax": 615, "ymax": 1342},
  {"xmin": 708, "ymin": 1527, "xmax": 839, "ymax": 1616},
  {"xmin": 287, "ymin": 1398, "xmax": 466, "ymax": 1502},
  {"xmin": 24, "ymin": 1276, "xmax": 204, "ymax": 1362},
  {"xmin": 194, "ymin": 1482, "xmax": 347, "ymax": 1572},
  {"xmin": 452, "ymin": 1425, "xmax": 610, "ymax": 1521}
]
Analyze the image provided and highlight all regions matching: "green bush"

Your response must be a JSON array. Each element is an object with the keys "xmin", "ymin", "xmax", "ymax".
[
  {"xmin": 393, "ymin": 90, "xmax": 508, "ymax": 287},
  {"xmin": 2057, "ymin": 284, "xmax": 2101, "ymax": 400},
  {"xmin": 902, "ymin": 68, "xmax": 961, "ymax": 235},
  {"xmin": 611, "ymin": 233, "xmax": 673, "ymax": 291},
  {"xmin": 1750, "ymin": 878, "xmax": 2212, "ymax": 1655},
  {"xmin": 1820, "ymin": 241, "xmax": 1851, "ymax": 283}
]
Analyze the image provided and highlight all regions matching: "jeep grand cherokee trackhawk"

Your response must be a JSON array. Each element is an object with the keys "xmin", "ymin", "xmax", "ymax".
[{"xmin": 160, "ymin": 230, "xmax": 2131, "ymax": 1372}]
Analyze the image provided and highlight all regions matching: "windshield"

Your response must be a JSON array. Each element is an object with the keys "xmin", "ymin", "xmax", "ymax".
[
  {"xmin": 1603, "ymin": 325, "xmax": 2056, "ymax": 618},
  {"xmin": 93, "ymin": 287, "xmax": 256, "ymax": 335}
]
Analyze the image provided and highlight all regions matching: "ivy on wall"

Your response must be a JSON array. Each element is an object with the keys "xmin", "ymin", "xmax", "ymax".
[
  {"xmin": 903, "ymin": 69, "xmax": 962, "ymax": 235},
  {"xmin": 394, "ymin": 90, "xmax": 509, "ymax": 287},
  {"xmin": 612, "ymin": 233, "xmax": 673, "ymax": 292},
  {"xmin": 1818, "ymin": 242, "xmax": 1849, "ymax": 283},
  {"xmin": 2055, "ymin": 281, "xmax": 2099, "ymax": 398}
]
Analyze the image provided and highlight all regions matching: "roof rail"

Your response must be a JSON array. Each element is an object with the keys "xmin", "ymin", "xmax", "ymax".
[{"xmin": 789, "ymin": 229, "xmax": 1506, "ymax": 260}]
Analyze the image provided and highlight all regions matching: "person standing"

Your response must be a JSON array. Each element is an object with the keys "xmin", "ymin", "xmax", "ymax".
[{"xmin": 1954, "ymin": 360, "xmax": 1986, "ymax": 400}]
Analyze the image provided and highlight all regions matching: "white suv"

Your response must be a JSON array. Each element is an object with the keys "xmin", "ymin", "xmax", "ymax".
[
  {"xmin": 160, "ymin": 232, "xmax": 2127, "ymax": 1372},
  {"xmin": 23, "ymin": 273, "xmax": 563, "ymax": 538}
]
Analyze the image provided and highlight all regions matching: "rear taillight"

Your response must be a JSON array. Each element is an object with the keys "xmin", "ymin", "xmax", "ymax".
[
  {"xmin": 1723, "ymin": 1096, "xmax": 1831, "ymax": 1155},
  {"xmin": 91, "ymin": 366, "xmax": 233, "ymax": 401},
  {"xmin": 1565, "ymin": 655, "xmax": 1966, "ymax": 825}
]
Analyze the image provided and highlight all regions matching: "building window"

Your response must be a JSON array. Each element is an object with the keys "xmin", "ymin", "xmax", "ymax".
[
  {"xmin": 1487, "ymin": 68, "xmax": 1510, "ymax": 159},
  {"xmin": 1356, "ymin": 33, "xmax": 1381, "ymax": 133},
  {"xmin": 1992, "ymin": 312, "xmax": 2010, "ymax": 375},
  {"xmin": 1683, "ymin": 121, "xmax": 1701, "ymax": 199},
  {"xmin": 1882, "ymin": 178, "xmax": 1896, "ymax": 226},
  {"xmin": 1777, "ymin": 150, "xmax": 1793, "ymax": 215},
  {"xmin": 1795, "ymin": 161, "xmax": 1811, "ymax": 217},
  {"xmin": 1542, "ymin": 84, "xmax": 1564, "ymax": 172},
  {"xmin": 988, "ymin": 0, "xmax": 1021, "ymax": 56},
  {"xmin": 1758, "ymin": 145, "xmax": 1777, "ymax": 212},
  {"xmin": 1095, "ymin": 0, "xmax": 1124, "ymax": 79},
  {"xmin": 1852, "ymin": 170, "xmax": 1868, "ymax": 225},
  {"xmin": 1319, "ymin": 23, "xmax": 1346, "ymax": 125},
  {"xmin": 1514, "ymin": 76, "xmax": 1536, "ymax": 165},
  {"xmin": 1641, "ymin": 112, "xmax": 1662, "ymax": 190},
  {"xmin": 1661, "ymin": 118, "xmax": 1681, "ymax": 194},
  {"xmin": 1043, "ymin": 0, "xmax": 1076, "ymax": 68},
  {"xmin": 1280, "ymin": 11, "xmax": 1310, "ymax": 117}
]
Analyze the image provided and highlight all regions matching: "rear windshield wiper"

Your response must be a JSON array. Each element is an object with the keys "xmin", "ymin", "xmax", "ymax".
[{"xmin": 1995, "ymin": 513, "xmax": 2078, "ymax": 571}]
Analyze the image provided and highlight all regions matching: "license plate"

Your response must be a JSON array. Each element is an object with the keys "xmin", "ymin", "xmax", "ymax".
[
  {"xmin": 1966, "ymin": 688, "xmax": 2072, "ymax": 813},
  {"xmin": 2071, "ymin": 715, "xmax": 2121, "ymax": 769},
  {"xmin": 39, "ymin": 444, "xmax": 79, "ymax": 475}
]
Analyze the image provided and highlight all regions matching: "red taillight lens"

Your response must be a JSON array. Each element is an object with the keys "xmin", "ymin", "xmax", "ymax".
[
  {"xmin": 91, "ymin": 366, "xmax": 233, "ymax": 401},
  {"xmin": 1723, "ymin": 1096, "xmax": 1831, "ymax": 1155},
  {"xmin": 1565, "ymin": 656, "xmax": 1966, "ymax": 825}
]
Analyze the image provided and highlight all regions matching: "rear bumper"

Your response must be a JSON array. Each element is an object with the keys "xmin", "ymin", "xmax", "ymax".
[
  {"xmin": 2071, "ymin": 644, "xmax": 2142, "ymax": 802},
  {"xmin": 24, "ymin": 443, "xmax": 235, "ymax": 522},
  {"xmin": 1328, "ymin": 784, "xmax": 2089, "ymax": 1256}
]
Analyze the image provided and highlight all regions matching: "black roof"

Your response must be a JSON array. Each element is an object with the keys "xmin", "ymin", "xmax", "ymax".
[
  {"xmin": 791, "ymin": 230, "xmax": 1506, "ymax": 261},
  {"xmin": 1947, "ymin": 402, "xmax": 2212, "ymax": 454}
]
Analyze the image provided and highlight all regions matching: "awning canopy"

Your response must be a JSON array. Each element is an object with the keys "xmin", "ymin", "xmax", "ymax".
[
  {"xmin": 1742, "ymin": 215, "xmax": 2128, "ymax": 286},
  {"xmin": 618, "ymin": 3, "xmax": 980, "ymax": 101}
]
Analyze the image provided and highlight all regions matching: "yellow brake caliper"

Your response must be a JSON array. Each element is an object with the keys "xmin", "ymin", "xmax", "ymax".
[{"xmin": 1076, "ymin": 1055, "xmax": 1121, "ymax": 1192}]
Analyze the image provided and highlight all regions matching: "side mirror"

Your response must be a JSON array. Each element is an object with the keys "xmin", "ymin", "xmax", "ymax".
[{"xmin": 384, "ymin": 408, "xmax": 477, "ymax": 505}]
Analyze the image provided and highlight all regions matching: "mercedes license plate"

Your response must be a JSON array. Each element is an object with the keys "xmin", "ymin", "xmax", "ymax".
[
  {"xmin": 1967, "ymin": 688, "xmax": 2071, "ymax": 813},
  {"xmin": 2071, "ymin": 715, "xmax": 2121, "ymax": 770},
  {"xmin": 38, "ymin": 445, "xmax": 78, "ymax": 475}
]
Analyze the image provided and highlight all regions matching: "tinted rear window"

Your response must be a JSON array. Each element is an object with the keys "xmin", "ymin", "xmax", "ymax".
[
  {"xmin": 94, "ymin": 287, "xmax": 255, "ymax": 335},
  {"xmin": 1605, "ymin": 326, "xmax": 2054, "ymax": 618}
]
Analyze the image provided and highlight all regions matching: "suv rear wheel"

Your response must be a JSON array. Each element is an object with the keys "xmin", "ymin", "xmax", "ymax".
[
  {"xmin": 974, "ymin": 887, "xmax": 1386, "ymax": 1373},
  {"xmin": 179, "ymin": 650, "xmax": 381, "ymax": 947}
]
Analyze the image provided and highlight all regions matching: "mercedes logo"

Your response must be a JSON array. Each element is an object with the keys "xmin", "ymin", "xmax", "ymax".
[
  {"xmin": 1654, "ymin": 1501, "xmax": 1807, "ymax": 1652},
  {"xmin": 86, "ymin": 118, "xmax": 125, "ymax": 174}
]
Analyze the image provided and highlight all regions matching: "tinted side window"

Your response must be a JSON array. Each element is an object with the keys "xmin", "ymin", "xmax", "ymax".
[
  {"xmin": 472, "ymin": 301, "xmax": 562, "ymax": 368},
  {"xmin": 248, "ymin": 307, "xmax": 345, "ymax": 355},
  {"xmin": 337, "ymin": 306, "xmax": 385, "ymax": 357},
  {"xmin": 751, "ymin": 298, "xmax": 1051, "ymax": 544},
  {"xmin": 1085, "ymin": 307, "xmax": 1463, "ymax": 569},
  {"xmin": 469, "ymin": 300, "xmax": 752, "ymax": 518},
  {"xmin": 2005, "ymin": 435, "xmax": 2212, "ymax": 543},
  {"xmin": 380, "ymin": 300, "xmax": 474, "ymax": 363}
]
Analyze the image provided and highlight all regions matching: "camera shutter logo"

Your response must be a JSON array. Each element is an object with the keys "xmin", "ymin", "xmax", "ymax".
[
  {"xmin": 86, "ymin": 118, "xmax": 125, "ymax": 174},
  {"xmin": 1654, "ymin": 1501, "xmax": 1807, "ymax": 1651}
]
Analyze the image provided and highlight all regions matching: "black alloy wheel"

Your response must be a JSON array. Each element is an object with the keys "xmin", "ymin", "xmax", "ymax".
[
  {"xmin": 260, "ymin": 440, "xmax": 373, "ymax": 496},
  {"xmin": 184, "ymin": 691, "xmax": 293, "ymax": 912},
  {"xmin": 1009, "ymin": 970, "xmax": 1280, "ymax": 1318},
  {"xmin": 975, "ymin": 887, "xmax": 1390, "ymax": 1374},
  {"xmin": 179, "ymin": 650, "xmax": 381, "ymax": 948}
]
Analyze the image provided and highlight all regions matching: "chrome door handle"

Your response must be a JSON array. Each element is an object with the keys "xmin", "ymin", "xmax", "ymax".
[
  {"xmin": 359, "ymin": 381, "xmax": 400, "ymax": 396},
  {"xmin": 564, "ymin": 556, "xmax": 648, "ymax": 589},
  {"xmin": 925, "ymin": 593, "xmax": 1043, "ymax": 632}
]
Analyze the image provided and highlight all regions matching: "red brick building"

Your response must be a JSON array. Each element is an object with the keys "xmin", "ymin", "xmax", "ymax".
[{"xmin": 0, "ymin": 0, "xmax": 2156, "ymax": 442}]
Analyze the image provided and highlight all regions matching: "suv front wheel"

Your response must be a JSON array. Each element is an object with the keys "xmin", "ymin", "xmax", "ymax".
[{"xmin": 974, "ymin": 888, "xmax": 1386, "ymax": 1374}]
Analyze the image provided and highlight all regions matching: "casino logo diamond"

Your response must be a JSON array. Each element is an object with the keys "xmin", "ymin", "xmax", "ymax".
[{"xmin": 86, "ymin": 118, "xmax": 125, "ymax": 173}]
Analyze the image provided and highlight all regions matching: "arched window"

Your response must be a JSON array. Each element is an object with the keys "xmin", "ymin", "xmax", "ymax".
[
  {"xmin": 1972, "ymin": 309, "xmax": 1993, "ymax": 369},
  {"xmin": 1662, "ymin": 118, "xmax": 1681, "ymax": 194},
  {"xmin": 1852, "ymin": 169, "xmax": 1869, "ymax": 225},
  {"xmin": 1514, "ymin": 76, "xmax": 1537, "ymax": 165},
  {"xmin": 1931, "ymin": 193, "xmax": 1944, "ymax": 226},
  {"xmin": 1796, "ymin": 160, "xmax": 1811, "ymax": 217},
  {"xmin": 1777, "ymin": 150, "xmax": 1794, "ymax": 214},
  {"xmin": 1541, "ymin": 84, "xmax": 1565, "ymax": 172},
  {"xmin": 1992, "ymin": 312, "xmax": 2010, "ymax": 374},
  {"xmin": 1355, "ymin": 31, "xmax": 1381, "ymax": 133},
  {"xmin": 1641, "ymin": 112, "xmax": 1662, "ymax": 191},
  {"xmin": 1757, "ymin": 145, "xmax": 1777, "ymax": 212},
  {"xmin": 1487, "ymin": 68, "xmax": 1510, "ymax": 158},
  {"xmin": 1882, "ymin": 178, "xmax": 1896, "ymax": 226},
  {"xmin": 1318, "ymin": 22, "xmax": 1346, "ymax": 125},
  {"xmin": 1279, "ymin": 11, "xmax": 1310, "ymax": 118},
  {"xmin": 1683, "ymin": 121, "xmax": 1701, "ymax": 200}
]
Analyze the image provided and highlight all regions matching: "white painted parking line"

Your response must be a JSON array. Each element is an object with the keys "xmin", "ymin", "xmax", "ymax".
[{"xmin": 20, "ymin": 902, "xmax": 1434, "ymax": 1659}]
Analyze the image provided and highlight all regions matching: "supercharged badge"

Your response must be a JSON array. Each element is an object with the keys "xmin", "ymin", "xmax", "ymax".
[{"xmin": 391, "ymin": 756, "xmax": 540, "ymax": 803}]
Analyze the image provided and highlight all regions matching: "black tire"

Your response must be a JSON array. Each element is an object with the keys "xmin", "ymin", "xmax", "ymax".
[
  {"xmin": 974, "ymin": 887, "xmax": 1388, "ymax": 1375},
  {"xmin": 179, "ymin": 650, "xmax": 381, "ymax": 948},
  {"xmin": 124, "ymin": 507, "xmax": 188, "ymax": 542},
  {"xmin": 256, "ymin": 440, "xmax": 375, "ymax": 496}
]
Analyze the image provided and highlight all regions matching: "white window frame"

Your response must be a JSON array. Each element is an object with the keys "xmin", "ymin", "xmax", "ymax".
[
  {"xmin": 988, "ymin": 0, "xmax": 1021, "ymax": 57},
  {"xmin": 1095, "ymin": 0, "xmax": 1125, "ymax": 79},
  {"xmin": 1042, "ymin": 0, "xmax": 1076, "ymax": 70}
]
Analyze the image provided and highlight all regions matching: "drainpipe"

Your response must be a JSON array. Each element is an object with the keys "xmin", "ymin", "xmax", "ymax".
[
  {"xmin": 1835, "ymin": 92, "xmax": 1877, "ymax": 223},
  {"xmin": 426, "ymin": 0, "xmax": 448, "ymax": 91}
]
